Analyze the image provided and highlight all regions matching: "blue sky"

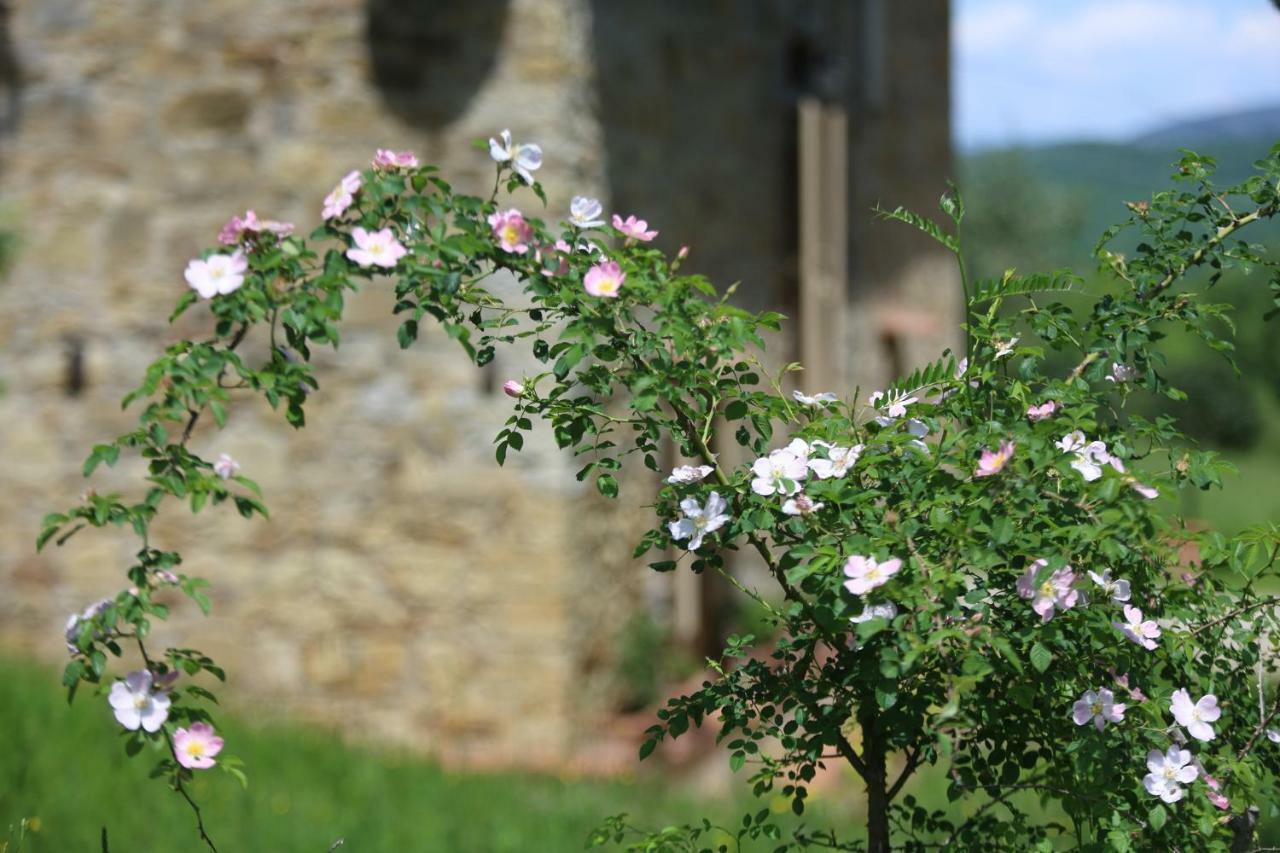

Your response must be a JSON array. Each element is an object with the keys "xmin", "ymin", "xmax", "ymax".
[{"xmin": 954, "ymin": 0, "xmax": 1280, "ymax": 149}]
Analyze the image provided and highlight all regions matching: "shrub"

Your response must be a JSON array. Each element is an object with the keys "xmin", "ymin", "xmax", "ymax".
[{"xmin": 39, "ymin": 137, "xmax": 1280, "ymax": 851}]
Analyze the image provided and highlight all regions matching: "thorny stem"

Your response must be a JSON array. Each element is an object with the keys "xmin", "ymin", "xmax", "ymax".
[
  {"xmin": 1191, "ymin": 596, "xmax": 1280, "ymax": 636},
  {"xmin": 133, "ymin": 634, "xmax": 219, "ymax": 853},
  {"xmin": 174, "ymin": 774, "xmax": 219, "ymax": 853}
]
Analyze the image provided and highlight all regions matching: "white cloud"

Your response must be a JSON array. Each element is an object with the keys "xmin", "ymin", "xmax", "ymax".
[{"xmin": 954, "ymin": 0, "xmax": 1280, "ymax": 148}]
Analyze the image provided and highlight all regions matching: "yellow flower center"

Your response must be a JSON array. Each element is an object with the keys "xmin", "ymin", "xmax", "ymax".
[
  {"xmin": 134, "ymin": 695, "xmax": 148, "ymax": 710},
  {"xmin": 1090, "ymin": 701, "xmax": 1102, "ymax": 716},
  {"xmin": 597, "ymin": 277, "xmax": 617, "ymax": 294},
  {"xmin": 501, "ymin": 225, "xmax": 522, "ymax": 245},
  {"xmin": 185, "ymin": 741, "xmax": 205, "ymax": 758},
  {"xmin": 1039, "ymin": 580, "xmax": 1054, "ymax": 598}
]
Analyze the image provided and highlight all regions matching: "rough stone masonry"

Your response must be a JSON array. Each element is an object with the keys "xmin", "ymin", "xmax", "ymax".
[{"xmin": 0, "ymin": 0, "xmax": 954, "ymax": 768}]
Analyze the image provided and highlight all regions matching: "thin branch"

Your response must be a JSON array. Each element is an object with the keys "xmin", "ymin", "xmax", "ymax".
[
  {"xmin": 886, "ymin": 746, "xmax": 922, "ymax": 801},
  {"xmin": 1191, "ymin": 596, "xmax": 1280, "ymax": 636},
  {"xmin": 174, "ymin": 775, "xmax": 219, "ymax": 853}
]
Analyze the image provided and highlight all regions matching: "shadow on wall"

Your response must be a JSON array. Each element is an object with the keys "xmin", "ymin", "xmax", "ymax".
[
  {"xmin": 0, "ymin": 0, "xmax": 19, "ymax": 138},
  {"xmin": 589, "ymin": 0, "xmax": 812, "ymax": 315},
  {"xmin": 366, "ymin": 0, "xmax": 512, "ymax": 130}
]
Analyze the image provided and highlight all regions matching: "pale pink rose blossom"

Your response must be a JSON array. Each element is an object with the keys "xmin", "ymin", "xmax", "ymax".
[
  {"xmin": 1170, "ymin": 689, "xmax": 1220, "ymax": 742},
  {"xmin": 583, "ymin": 260, "xmax": 625, "ymax": 298},
  {"xmin": 568, "ymin": 196, "xmax": 605, "ymax": 229},
  {"xmin": 666, "ymin": 465, "xmax": 714, "ymax": 485},
  {"xmin": 993, "ymin": 337, "xmax": 1019, "ymax": 359},
  {"xmin": 1206, "ymin": 790, "xmax": 1230, "ymax": 810},
  {"xmin": 1266, "ymin": 729, "xmax": 1280, "ymax": 743},
  {"xmin": 537, "ymin": 239, "xmax": 572, "ymax": 277},
  {"xmin": 488, "ymin": 209, "xmax": 534, "ymax": 255},
  {"xmin": 849, "ymin": 601, "xmax": 898, "ymax": 624},
  {"xmin": 346, "ymin": 227, "xmax": 407, "ymax": 268},
  {"xmin": 1131, "ymin": 482, "xmax": 1159, "ymax": 499},
  {"xmin": 1106, "ymin": 362, "xmax": 1139, "ymax": 384},
  {"xmin": 1144, "ymin": 746, "xmax": 1197, "ymax": 803},
  {"xmin": 1016, "ymin": 560, "xmax": 1078, "ymax": 622},
  {"xmin": 373, "ymin": 148, "xmax": 419, "ymax": 169},
  {"xmin": 64, "ymin": 598, "xmax": 112, "ymax": 653},
  {"xmin": 1057, "ymin": 431, "xmax": 1113, "ymax": 482},
  {"xmin": 750, "ymin": 448, "xmax": 808, "ymax": 496},
  {"xmin": 213, "ymin": 453, "xmax": 240, "ymax": 480},
  {"xmin": 488, "ymin": 129, "xmax": 543, "ymax": 183},
  {"xmin": 185, "ymin": 251, "xmax": 248, "ymax": 300},
  {"xmin": 793, "ymin": 390, "xmax": 838, "ymax": 407},
  {"xmin": 781, "ymin": 493, "xmax": 824, "ymax": 516},
  {"xmin": 668, "ymin": 492, "xmax": 731, "ymax": 551},
  {"xmin": 975, "ymin": 440, "xmax": 1015, "ymax": 478},
  {"xmin": 1087, "ymin": 569, "xmax": 1131, "ymax": 602},
  {"xmin": 1116, "ymin": 605, "xmax": 1161, "ymax": 650},
  {"xmin": 677, "ymin": 245, "xmax": 690, "ymax": 261},
  {"xmin": 1072, "ymin": 688, "xmax": 1126, "ymax": 731},
  {"xmin": 218, "ymin": 210, "xmax": 294, "ymax": 245},
  {"xmin": 869, "ymin": 389, "xmax": 917, "ymax": 423},
  {"xmin": 612, "ymin": 213, "xmax": 659, "ymax": 242},
  {"xmin": 322, "ymin": 171, "xmax": 362, "ymax": 220},
  {"xmin": 173, "ymin": 722, "xmax": 224, "ymax": 770},
  {"xmin": 843, "ymin": 555, "xmax": 904, "ymax": 596},
  {"xmin": 502, "ymin": 380, "xmax": 525, "ymax": 398},
  {"xmin": 809, "ymin": 444, "xmax": 863, "ymax": 480},
  {"xmin": 108, "ymin": 670, "xmax": 171, "ymax": 733},
  {"xmin": 156, "ymin": 570, "xmax": 180, "ymax": 584},
  {"xmin": 1026, "ymin": 401, "xmax": 1057, "ymax": 421}
]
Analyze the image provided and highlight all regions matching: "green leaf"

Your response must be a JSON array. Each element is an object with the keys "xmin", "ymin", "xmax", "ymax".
[
  {"xmin": 1029, "ymin": 642, "xmax": 1053, "ymax": 674},
  {"xmin": 729, "ymin": 752, "xmax": 745, "ymax": 773},
  {"xmin": 596, "ymin": 474, "xmax": 618, "ymax": 499},
  {"xmin": 1148, "ymin": 804, "xmax": 1166, "ymax": 831},
  {"xmin": 970, "ymin": 269, "xmax": 1080, "ymax": 306},
  {"xmin": 875, "ymin": 205, "xmax": 958, "ymax": 253}
]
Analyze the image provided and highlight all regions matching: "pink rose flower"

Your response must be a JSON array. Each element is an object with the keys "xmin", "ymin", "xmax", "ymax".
[
  {"xmin": 185, "ymin": 250, "xmax": 248, "ymax": 300},
  {"xmin": 975, "ymin": 440, "xmax": 1015, "ymax": 478},
  {"xmin": 1016, "ymin": 559, "xmax": 1078, "ymax": 622},
  {"xmin": 173, "ymin": 722, "xmax": 224, "ymax": 770},
  {"xmin": 373, "ymin": 148, "xmax": 419, "ymax": 170},
  {"xmin": 612, "ymin": 213, "xmax": 658, "ymax": 242},
  {"xmin": 843, "ymin": 555, "xmax": 903, "ymax": 596},
  {"xmin": 1115, "ymin": 605, "xmax": 1161, "ymax": 650},
  {"xmin": 488, "ymin": 209, "xmax": 533, "ymax": 255},
  {"xmin": 537, "ymin": 239, "xmax": 572, "ymax": 277},
  {"xmin": 322, "ymin": 171, "xmax": 363, "ymax": 220},
  {"xmin": 346, "ymin": 227, "xmax": 407, "ymax": 268},
  {"xmin": 1026, "ymin": 401, "xmax": 1057, "ymax": 422},
  {"xmin": 502, "ymin": 380, "xmax": 525, "ymax": 398},
  {"xmin": 583, "ymin": 260, "xmax": 625, "ymax": 298},
  {"xmin": 213, "ymin": 453, "xmax": 240, "ymax": 480},
  {"xmin": 219, "ymin": 210, "xmax": 294, "ymax": 246}
]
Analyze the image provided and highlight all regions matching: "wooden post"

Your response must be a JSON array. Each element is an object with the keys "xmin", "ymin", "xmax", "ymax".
[{"xmin": 798, "ymin": 97, "xmax": 848, "ymax": 392}]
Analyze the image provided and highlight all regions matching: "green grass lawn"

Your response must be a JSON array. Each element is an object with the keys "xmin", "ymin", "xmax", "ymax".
[{"xmin": 0, "ymin": 658, "xmax": 797, "ymax": 852}]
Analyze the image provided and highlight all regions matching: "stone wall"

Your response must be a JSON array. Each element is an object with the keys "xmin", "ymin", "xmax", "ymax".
[
  {"xmin": 0, "ymin": 0, "xmax": 620, "ymax": 768},
  {"xmin": 0, "ymin": 0, "xmax": 955, "ymax": 768}
]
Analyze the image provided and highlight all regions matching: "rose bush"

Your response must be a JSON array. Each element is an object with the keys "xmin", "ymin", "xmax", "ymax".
[{"xmin": 39, "ymin": 131, "xmax": 1280, "ymax": 851}]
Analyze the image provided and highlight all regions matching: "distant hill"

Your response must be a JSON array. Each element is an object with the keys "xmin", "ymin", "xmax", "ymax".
[
  {"xmin": 1133, "ymin": 105, "xmax": 1280, "ymax": 149},
  {"xmin": 957, "ymin": 106, "xmax": 1280, "ymax": 274}
]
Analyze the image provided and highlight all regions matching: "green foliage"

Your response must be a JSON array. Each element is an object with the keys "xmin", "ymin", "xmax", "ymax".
[
  {"xmin": 0, "ymin": 657, "xmax": 757, "ymax": 852},
  {"xmin": 39, "ymin": 140, "xmax": 1280, "ymax": 851}
]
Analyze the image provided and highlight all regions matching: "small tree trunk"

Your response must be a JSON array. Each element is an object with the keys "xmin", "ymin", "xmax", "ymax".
[{"xmin": 861, "ymin": 710, "xmax": 892, "ymax": 852}]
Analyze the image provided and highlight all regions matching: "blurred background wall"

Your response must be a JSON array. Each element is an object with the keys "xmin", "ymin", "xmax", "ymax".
[{"xmin": 0, "ymin": 0, "xmax": 956, "ymax": 768}]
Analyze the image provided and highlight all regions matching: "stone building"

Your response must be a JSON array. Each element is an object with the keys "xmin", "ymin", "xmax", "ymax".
[{"xmin": 0, "ymin": 0, "xmax": 955, "ymax": 768}]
